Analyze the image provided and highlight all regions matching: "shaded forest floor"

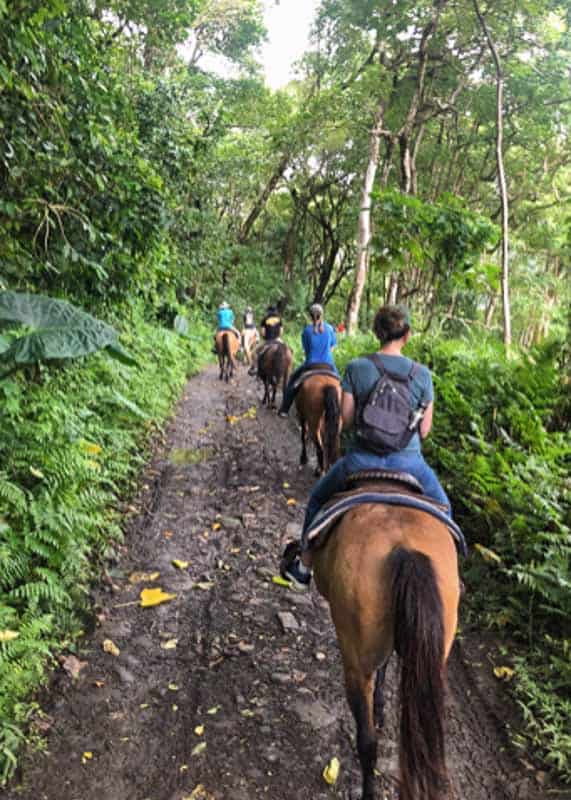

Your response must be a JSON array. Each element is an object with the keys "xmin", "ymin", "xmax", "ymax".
[{"xmin": 4, "ymin": 364, "xmax": 568, "ymax": 800}]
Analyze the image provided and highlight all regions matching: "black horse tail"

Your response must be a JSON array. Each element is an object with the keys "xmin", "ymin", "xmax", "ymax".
[
  {"xmin": 389, "ymin": 546, "xmax": 447, "ymax": 800},
  {"xmin": 273, "ymin": 342, "xmax": 286, "ymax": 383},
  {"xmin": 323, "ymin": 385, "xmax": 340, "ymax": 467}
]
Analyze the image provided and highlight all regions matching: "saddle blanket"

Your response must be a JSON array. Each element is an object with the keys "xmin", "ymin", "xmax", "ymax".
[
  {"xmin": 305, "ymin": 491, "xmax": 468, "ymax": 557},
  {"xmin": 293, "ymin": 367, "xmax": 340, "ymax": 391}
]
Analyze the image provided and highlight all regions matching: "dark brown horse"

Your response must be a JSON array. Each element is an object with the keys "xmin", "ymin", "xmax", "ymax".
[
  {"xmin": 311, "ymin": 488, "xmax": 460, "ymax": 800},
  {"xmin": 295, "ymin": 374, "xmax": 342, "ymax": 475},
  {"xmin": 257, "ymin": 341, "xmax": 292, "ymax": 408},
  {"xmin": 215, "ymin": 330, "xmax": 240, "ymax": 382}
]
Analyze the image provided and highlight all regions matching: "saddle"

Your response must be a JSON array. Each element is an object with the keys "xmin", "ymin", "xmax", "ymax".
[
  {"xmin": 303, "ymin": 469, "xmax": 467, "ymax": 556},
  {"xmin": 292, "ymin": 364, "xmax": 340, "ymax": 391}
]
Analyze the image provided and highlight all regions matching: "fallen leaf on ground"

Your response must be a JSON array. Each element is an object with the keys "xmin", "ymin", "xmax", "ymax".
[
  {"xmin": 94, "ymin": 680, "xmax": 105, "ymax": 688},
  {"xmin": 129, "ymin": 570, "xmax": 160, "ymax": 584},
  {"xmin": 172, "ymin": 559, "xmax": 190, "ymax": 570},
  {"xmin": 194, "ymin": 725, "xmax": 205, "ymax": 736},
  {"xmin": 161, "ymin": 638, "xmax": 178, "ymax": 650},
  {"xmin": 272, "ymin": 575, "xmax": 291, "ymax": 587},
  {"xmin": 240, "ymin": 709, "xmax": 255, "ymax": 718},
  {"xmin": 140, "ymin": 587, "xmax": 177, "ymax": 607},
  {"xmin": 237, "ymin": 641, "xmax": 254, "ymax": 653},
  {"xmin": 206, "ymin": 705, "xmax": 220, "ymax": 715},
  {"xmin": 282, "ymin": 481, "xmax": 290, "ymax": 488},
  {"xmin": 172, "ymin": 704, "xmax": 178, "ymax": 712},
  {"xmin": 168, "ymin": 683, "xmax": 179, "ymax": 691},
  {"xmin": 211, "ymin": 522, "xmax": 221, "ymax": 531},
  {"xmin": 184, "ymin": 785, "xmax": 215, "ymax": 800},
  {"xmin": 191, "ymin": 742, "xmax": 207, "ymax": 757},
  {"xmin": 194, "ymin": 581, "xmax": 214, "ymax": 591},
  {"xmin": 82, "ymin": 751, "xmax": 93, "ymax": 764},
  {"xmin": 59, "ymin": 654, "xmax": 88, "ymax": 679},
  {"xmin": 163, "ymin": 530, "xmax": 174, "ymax": 539},
  {"xmin": 322, "ymin": 757, "xmax": 340, "ymax": 785},
  {"xmin": 0, "ymin": 630, "xmax": 19, "ymax": 642},
  {"xmin": 286, "ymin": 498, "xmax": 297, "ymax": 506},
  {"xmin": 102, "ymin": 639, "xmax": 120, "ymax": 657},
  {"xmin": 493, "ymin": 665, "xmax": 515, "ymax": 680}
]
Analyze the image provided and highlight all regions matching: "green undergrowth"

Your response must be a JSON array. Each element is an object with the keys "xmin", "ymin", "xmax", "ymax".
[
  {"xmin": 0, "ymin": 307, "xmax": 211, "ymax": 782},
  {"xmin": 336, "ymin": 332, "xmax": 570, "ymax": 781}
]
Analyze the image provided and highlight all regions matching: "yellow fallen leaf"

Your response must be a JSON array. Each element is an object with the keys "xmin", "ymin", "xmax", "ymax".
[
  {"xmin": 82, "ymin": 751, "xmax": 93, "ymax": 764},
  {"xmin": 282, "ymin": 482, "xmax": 290, "ymax": 489},
  {"xmin": 474, "ymin": 543, "xmax": 502, "ymax": 563},
  {"xmin": 191, "ymin": 742, "xmax": 207, "ymax": 757},
  {"xmin": 129, "ymin": 571, "xmax": 160, "ymax": 584},
  {"xmin": 322, "ymin": 756, "xmax": 340, "ymax": 786},
  {"xmin": 194, "ymin": 581, "xmax": 214, "ymax": 591},
  {"xmin": 172, "ymin": 559, "xmax": 190, "ymax": 570},
  {"xmin": 272, "ymin": 575, "xmax": 291, "ymax": 587},
  {"xmin": 94, "ymin": 680, "xmax": 105, "ymax": 688},
  {"xmin": 194, "ymin": 725, "xmax": 205, "ymax": 736},
  {"xmin": 140, "ymin": 703, "xmax": 150, "ymax": 709},
  {"xmin": 161, "ymin": 639, "xmax": 178, "ymax": 650},
  {"xmin": 240, "ymin": 709, "xmax": 255, "ymax": 718},
  {"xmin": 102, "ymin": 639, "xmax": 120, "ymax": 657},
  {"xmin": 206, "ymin": 706, "xmax": 220, "ymax": 715},
  {"xmin": 172, "ymin": 704, "xmax": 178, "ymax": 712},
  {"xmin": 163, "ymin": 530, "xmax": 174, "ymax": 539},
  {"xmin": 0, "ymin": 630, "xmax": 19, "ymax": 642},
  {"xmin": 286, "ymin": 498, "xmax": 297, "ymax": 506},
  {"xmin": 226, "ymin": 414, "xmax": 239, "ymax": 425},
  {"xmin": 168, "ymin": 683, "xmax": 179, "ymax": 691},
  {"xmin": 211, "ymin": 522, "xmax": 221, "ymax": 531},
  {"xmin": 494, "ymin": 666, "xmax": 515, "ymax": 681},
  {"xmin": 140, "ymin": 587, "xmax": 176, "ymax": 607},
  {"xmin": 30, "ymin": 467, "xmax": 44, "ymax": 479},
  {"xmin": 185, "ymin": 785, "xmax": 215, "ymax": 800}
]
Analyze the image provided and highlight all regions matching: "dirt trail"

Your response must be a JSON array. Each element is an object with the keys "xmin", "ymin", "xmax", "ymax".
[{"xmin": 4, "ymin": 365, "xmax": 564, "ymax": 800}]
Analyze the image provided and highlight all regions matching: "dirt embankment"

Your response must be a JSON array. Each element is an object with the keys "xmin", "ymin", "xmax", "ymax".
[{"xmin": 4, "ymin": 365, "xmax": 566, "ymax": 800}]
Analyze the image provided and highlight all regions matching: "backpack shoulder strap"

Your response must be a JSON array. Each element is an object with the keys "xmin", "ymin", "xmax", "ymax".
[
  {"xmin": 366, "ymin": 353, "xmax": 385, "ymax": 375},
  {"xmin": 408, "ymin": 361, "xmax": 421, "ymax": 379}
]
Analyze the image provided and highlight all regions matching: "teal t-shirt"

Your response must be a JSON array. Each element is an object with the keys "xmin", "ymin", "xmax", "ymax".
[{"xmin": 341, "ymin": 354, "xmax": 433, "ymax": 453}]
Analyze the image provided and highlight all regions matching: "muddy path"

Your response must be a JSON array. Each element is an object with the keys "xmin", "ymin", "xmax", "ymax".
[{"xmin": 5, "ymin": 365, "xmax": 563, "ymax": 800}]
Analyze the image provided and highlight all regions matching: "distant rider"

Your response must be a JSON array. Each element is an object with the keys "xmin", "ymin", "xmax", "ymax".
[
  {"xmin": 282, "ymin": 304, "xmax": 451, "ymax": 590},
  {"xmin": 248, "ymin": 304, "xmax": 283, "ymax": 375},
  {"xmin": 278, "ymin": 303, "xmax": 338, "ymax": 417}
]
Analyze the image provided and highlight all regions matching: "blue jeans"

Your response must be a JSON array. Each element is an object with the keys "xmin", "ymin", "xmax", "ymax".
[
  {"xmin": 301, "ymin": 449, "xmax": 451, "ymax": 547},
  {"xmin": 279, "ymin": 362, "xmax": 339, "ymax": 413}
]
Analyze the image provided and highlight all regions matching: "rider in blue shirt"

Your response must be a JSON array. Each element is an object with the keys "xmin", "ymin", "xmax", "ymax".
[
  {"xmin": 278, "ymin": 304, "xmax": 338, "ymax": 416},
  {"xmin": 282, "ymin": 305, "xmax": 451, "ymax": 590},
  {"xmin": 216, "ymin": 302, "xmax": 240, "ymax": 340}
]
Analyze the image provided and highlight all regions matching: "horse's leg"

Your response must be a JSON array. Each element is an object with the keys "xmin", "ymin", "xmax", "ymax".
[
  {"xmin": 218, "ymin": 353, "xmax": 224, "ymax": 380},
  {"xmin": 271, "ymin": 379, "xmax": 277, "ymax": 409},
  {"xmin": 315, "ymin": 438, "xmax": 324, "ymax": 477},
  {"xmin": 373, "ymin": 662, "xmax": 388, "ymax": 731},
  {"xmin": 300, "ymin": 418, "xmax": 308, "ymax": 466},
  {"xmin": 345, "ymin": 669, "xmax": 378, "ymax": 800}
]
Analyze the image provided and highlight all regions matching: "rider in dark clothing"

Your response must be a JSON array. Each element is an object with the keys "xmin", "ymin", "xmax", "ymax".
[{"xmin": 248, "ymin": 306, "xmax": 283, "ymax": 375}]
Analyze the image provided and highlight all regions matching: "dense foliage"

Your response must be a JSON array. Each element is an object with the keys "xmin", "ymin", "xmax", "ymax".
[{"xmin": 0, "ymin": 0, "xmax": 569, "ymax": 785}]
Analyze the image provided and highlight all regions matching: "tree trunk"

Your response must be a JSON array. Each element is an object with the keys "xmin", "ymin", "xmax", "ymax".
[
  {"xmin": 346, "ymin": 104, "xmax": 385, "ymax": 334},
  {"xmin": 238, "ymin": 153, "xmax": 289, "ymax": 244},
  {"xmin": 474, "ymin": 0, "xmax": 511, "ymax": 352}
]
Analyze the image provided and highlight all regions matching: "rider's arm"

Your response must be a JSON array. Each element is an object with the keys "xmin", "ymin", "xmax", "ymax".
[
  {"xmin": 341, "ymin": 391, "xmax": 355, "ymax": 429},
  {"xmin": 419, "ymin": 401, "xmax": 434, "ymax": 439}
]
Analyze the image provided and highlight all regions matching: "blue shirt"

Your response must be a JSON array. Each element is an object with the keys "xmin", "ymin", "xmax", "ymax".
[
  {"xmin": 342, "ymin": 354, "xmax": 433, "ymax": 453},
  {"xmin": 301, "ymin": 322, "xmax": 337, "ymax": 367},
  {"xmin": 217, "ymin": 308, "xmax": 235, "ymax": 329}
]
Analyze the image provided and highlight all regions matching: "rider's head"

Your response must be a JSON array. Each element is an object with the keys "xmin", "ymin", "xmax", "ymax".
[
  {"xmin": 219, "ymin": 301, "xmax": 230, "ymax": 310},
  {"xmin": 373, "ymin": 305, "xmax": 411, "ymax": 345},
  {"xmin": 245, "ymin": 306, "xmax": 253, "ymax": 313},
  {"xmin": 309, "ymin": 303, "xmax": 323, "ymax": 320},
  {"xmin": 267, "ymin": 305, "xmax": 277, "ymax": 314}
]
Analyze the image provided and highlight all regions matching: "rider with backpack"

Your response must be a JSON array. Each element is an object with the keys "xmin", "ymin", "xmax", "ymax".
[{"xmin": 283, "ymin": 304, "xmax": 451, "ymax": 590}]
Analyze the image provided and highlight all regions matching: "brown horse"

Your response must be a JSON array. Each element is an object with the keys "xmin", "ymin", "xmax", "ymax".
[
  {"xmin": 241, "ymin": 327, "xmax": 259, "ymax": 368},
  {"xmin": 295, "ymin": 374, "xmax": 342, "ymax": 475},
  {"xmin": 311, "ymin": 489, "xmax": 460, "ymax": 800},
  {"xmin": 257, "ymin": 341, "xmax": 292, "ymax": 408},
  {"xmin": 215, "ymin": 330, "xmax": 240, "ymax": 382}
]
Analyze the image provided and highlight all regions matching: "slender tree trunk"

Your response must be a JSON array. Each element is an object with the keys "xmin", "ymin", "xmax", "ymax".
[
  {"xmin": 484, "ymin": 292, "xmax": 497, "ymax": 328},
  {"xmin": 346, "ymin": 104, "xmax": 385, "ymax": 334},
  {"xmin": 474, "ymin": 0, "xmax": 511, "ymax": 351},
  {"xmin": 238, "ymin": 153, "xmax": 289, "ymax": 244}
]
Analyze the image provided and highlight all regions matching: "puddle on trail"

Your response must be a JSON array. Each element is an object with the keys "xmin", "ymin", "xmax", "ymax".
[{"xmin": 169, "ymin": 447, "xmax": 214, "ymax": 466}]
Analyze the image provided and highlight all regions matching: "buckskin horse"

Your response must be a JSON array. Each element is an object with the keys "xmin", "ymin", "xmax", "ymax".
[
  {"xmin": 302, "ymin": 478, "xmax": 461, "ymax": 800},
  {"xmin": 215, "ymin": 330, "xmax": 240, "ymax": 382},
  {"xmin": 295, "ymin": 371, "xmax": 342, "ymax": 475},
  {"xmin": 241, "ymin": 327, "xmax": 259, "ymax": 368},
  {"xmin": 257, "ymin": 341, "xmax": 292, "ymax": 408}
]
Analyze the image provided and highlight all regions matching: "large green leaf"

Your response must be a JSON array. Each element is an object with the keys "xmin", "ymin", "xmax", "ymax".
[{"xmin": 0, "ymin": 292, "xmax": 137, "ymax": 370}]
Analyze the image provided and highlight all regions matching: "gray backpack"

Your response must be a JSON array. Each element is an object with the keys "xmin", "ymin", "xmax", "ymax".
[{"xmin": 355, "ymin": 354, "xmax": 422, "ymax": 454}]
